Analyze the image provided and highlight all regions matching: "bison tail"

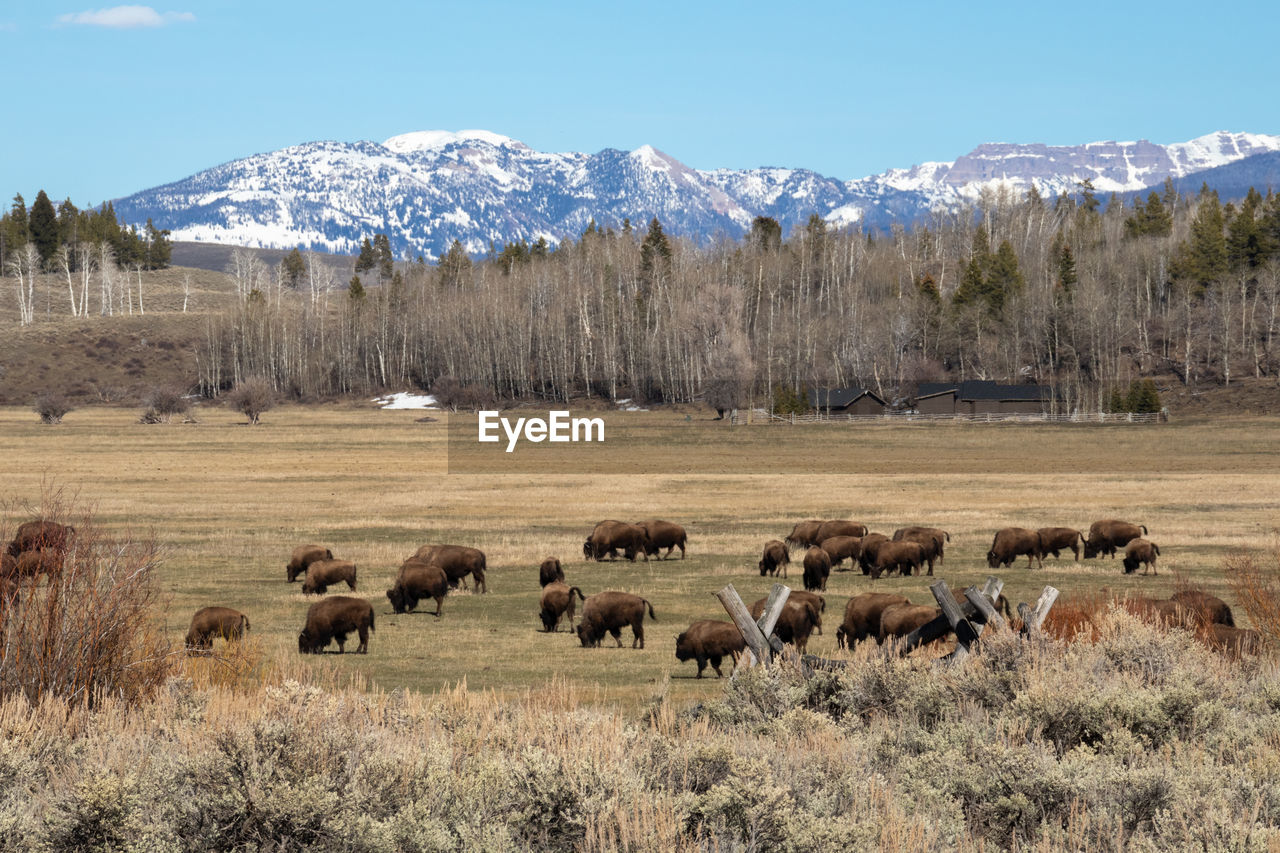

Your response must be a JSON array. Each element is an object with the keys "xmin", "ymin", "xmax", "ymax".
[
  {"xmin": 644, "ymin": 599, "xmax": 656, "ymax": 621},
  {"xmin": 369, "ymin": 610, "xmax": 376, "ymax": 632},
  {"xmin": 242, "ymin": 615, "xmax": 251, "ymax": 633},
  {"xmin": 569, "ymin": 586, "xmax": 585, "ymax": 601},
  {"xmin": 1153, "ymin": 543, "xmax": 1160, "ymax": 555},
  {"xmin": 1141, "ymin": 524, "xmax": 1149, "ymax": 534}
]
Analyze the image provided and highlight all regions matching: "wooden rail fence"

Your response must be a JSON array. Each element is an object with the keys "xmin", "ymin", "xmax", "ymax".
[{"xmin": 728, "ymin": 409, "xmax": 1165, "ymax": 426}]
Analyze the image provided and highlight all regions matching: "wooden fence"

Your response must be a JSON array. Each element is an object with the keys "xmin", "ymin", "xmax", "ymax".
[{"xmin": 728, "ymin": 409, "xmax": 1165, "ymax": 426}]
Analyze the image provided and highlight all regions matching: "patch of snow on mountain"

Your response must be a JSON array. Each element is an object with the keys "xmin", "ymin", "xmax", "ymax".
[
  {"xmin": 824, "ymin": 204, "xmax": 863, "ymax": 226},
  {"xmin": 383, "ymin": 129, "xmax": 517, "ymax": 154}
]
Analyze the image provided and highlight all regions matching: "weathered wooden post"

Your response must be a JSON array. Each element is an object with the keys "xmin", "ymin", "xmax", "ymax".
[
  {"xmin": 1018, "ymin": 586, "xmax": 1059, "ymax": 639},
  {"xmin": 716, "ymin": 583, "xmax": 790, "ymax": 678},
  {"xmin": 893, "ymin": 576, "xmax": 1005, "ymax": 657}
]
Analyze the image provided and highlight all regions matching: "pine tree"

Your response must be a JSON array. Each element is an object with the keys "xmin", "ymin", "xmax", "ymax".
[
  {"xmin": 0, "ymin": 193, "xmax": 27, "ymax": 267},
  {"xmin": 281, "ymin": 248, "xmax": 306, "ymax": 288},
  {"xmin": 640, "ymin": 217, "xmax": 672, "ymax": 283},
  {"xmin": 354, "ymin": 238, "xmax": 376, "ymax": 274},
  {"xmin": 986, "ymin": 240, "xmax": 1025, "ymax": 312},
  {"xmin": 750, "ymin": 215, "xmax": 781, "ymax": 251},
  {"xmin": 1077, "ymin": 179, "xmax": 1100, "ymax": 214},
  {"xmin": 373, "ymin": 233, "xmax": 393, "ymax": 279},
  {"xmin": 439, "ymin": 239, "xmax": 472, "ymax": 288},
  {"xmin": 29, "ymin": 190, "xmax": 58, "ymax": 267},
  {"xmin": 143, "ymin": 219, "xmax": 171, "ymax": 269},
  {"xmin": 1026, "ymin": 184, "xmax": 1044, "ymax": 208},
  {"xmin": 1174, "ymin": 184, "xmax": 1227, "ymax": 291},
  {"xmin": 348, "ymin": 274, "xmax": 365, "ymax": 301},
  {"xmin": 1055, "ymin": 241, "xmax": 1078, "ymax": 296},
  {"xmin": 1227, "ymin": 187, "xmax": 1269, "ymax": 271},
  {"xmin": 57, "ymin": 198, "xmax": 79, "ymax": 247}
]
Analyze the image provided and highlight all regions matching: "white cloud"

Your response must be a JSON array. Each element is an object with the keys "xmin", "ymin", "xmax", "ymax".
[{"xmin": 57, "ymin": 6, "xmax": 195, "ymax": 29}]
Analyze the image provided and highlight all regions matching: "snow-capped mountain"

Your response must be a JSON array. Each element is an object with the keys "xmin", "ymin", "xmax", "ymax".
[{"xmin": 113, "ymin": 130, "xmax": 1280, "ymax": 259}]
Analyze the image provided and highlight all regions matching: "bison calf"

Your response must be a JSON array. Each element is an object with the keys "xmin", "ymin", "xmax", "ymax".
[
  {"xmin": 576, "ymin": 591, "xmax": 656, "ymax": 648},
  {"xmin": 675, "ymin": 621, "xmax": 746, "ymax": 678},
  {"xmin": 539, "ymin": 582, "xmax": 586, "ymax": 632},
  {"xmin": 185, "ymin": 606, "xmax": 250, "ymax": 652},
  {"xmin": 387, "ymin": 562, "xmax": 449, "ymax": 616},
  {"xmin": 1121, "ymin": 539, "xmax": 1160, "ymax": 575},
  {"xmin": 302, "ymin": 559, "xmax": 358, "ymax": 594},
  {"xmin": 286, "ymin": 544, "xmax": 333, "ymax": 583},
  {"xmin": 298, "ymin": 596, "xmax": 375, "ymax": 654},
  {"xmin": 539, "ymin": 556, "xmax": 565, "ymax": 587},
  {"xmin": 758, "ymin": 540, "xmax": 790, "ymax": 577}
]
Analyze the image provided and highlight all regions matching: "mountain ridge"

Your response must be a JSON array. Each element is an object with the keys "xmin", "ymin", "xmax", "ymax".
[{"xmin": 113, "ymin": 130, "xmax": 1280, "ymax": 260}]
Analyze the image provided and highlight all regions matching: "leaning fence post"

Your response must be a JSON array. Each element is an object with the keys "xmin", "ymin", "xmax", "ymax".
[
  {"xmin": 931, "ymin": 581, "xmax": 982, "ymax": 665},
  {"xmin": 717, "ymin": 583, "xmax": 789, "ymax": 677},
  {"xmin": 1019, "ymin": 586, "xmax": 1059, "ymax": 639}
]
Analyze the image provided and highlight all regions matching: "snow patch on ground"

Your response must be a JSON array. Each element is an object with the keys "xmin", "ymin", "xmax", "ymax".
[
  {"xmin": 614, "ymin": 398, "xmax": 648, "ymax": 412},
  {"xmin": 373, "ymin": 392, "xmax": 440, "ymax": 409}
]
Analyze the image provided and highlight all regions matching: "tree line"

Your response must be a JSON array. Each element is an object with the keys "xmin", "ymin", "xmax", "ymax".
[
  {"xmin": 2, "ymin": 190, "xmax": 171, "ymax": 323},
  {"xmin": 193, "ymin": 179, "xmax": 1280, "ymax": 411}
]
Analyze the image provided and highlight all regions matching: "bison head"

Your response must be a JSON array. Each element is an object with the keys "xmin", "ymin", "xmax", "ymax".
[
  {"xmin": 1122, "ymin": 556, "xmax": 1139, "ymax": 574},
  {"xmin": 576, "ymin": 621, "xmax": 601, "ymax": 647},
  {"xmin": 1083, "ymin": 541, "xmax": 1100, "ymax": 559},
  {"xmin": 758, "ymin": 560, "xmax": 769, "ymax": 576},
  {"xmin": 298, "ymin": 630, "xmax": 316, "ymax": 654},
  {"xmin": 387, "ymin": 587, "xmax": 407, "ymax": 613},
  {"xmin": 582, "ymin": 539, "xmax": 594, "ymax": 560},
  {"xmin": 674, "ymin": 634, "xmax": 692, "ymax": 661},
  {"xmin": 985, "ymin": 550, "xmax": 1000, "ymax": 569}
]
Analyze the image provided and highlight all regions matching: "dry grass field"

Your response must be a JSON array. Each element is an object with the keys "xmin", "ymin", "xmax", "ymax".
[{"xmin": 3, "ymin": 404, "xmax": 1278, "ymax": 711}]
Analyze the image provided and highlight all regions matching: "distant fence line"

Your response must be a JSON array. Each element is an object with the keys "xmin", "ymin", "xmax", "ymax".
[{"xmin": 728, "ymin": 409, "xmax": 1167, "ymax": 426}]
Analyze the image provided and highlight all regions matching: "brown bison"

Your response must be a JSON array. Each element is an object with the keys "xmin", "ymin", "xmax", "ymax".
[
  {"xmin": 387, "ymin": 562, "xmax": 449, "ymax": 615},
  {"xmin": 582, "ymin": 521, "xmax": 650, "ymax": 563},
  {"xmin": 675, "ymin": 620, "xmax": 746, "ymax": 678},
  {"xmin": 749, "ymin": 595, "xmax": 822, "ymax": 653},
  {"xmin": 815, "ymin": 520, "xmax": 869, "ymax": 543},
  {"xmin": 539, "ymin": 582, "xmax": 586, "ymax": 632},
  {"xmin": 987, "ymin": 527, "xmax": 1043, "ymax": 569},
  {"xmin": 1084, "ymin": 520, "xmax": 1148, "ymax": 559},
  {"xmin": 185, "ymin": 606, "xmax": 250, "ymax": 652},
  {"xmin": 788, "ymin": 590, "xmax": 827, "ymax": 634},
  {"xmin": 879, "ymin": 603, "xmax": 942, "ymax": 645},
  {"xmin": 1037, "ymin": 528, "xmax": 1084, "ymax": 561},
  {"xmin": 576, "ymin": 591, "xmax": 656, "ymax": 648},
  {"xmin": 412, "ymin": 544, "xmax": 488, "ymax": 592},
  {"xmin": 1121, "ymin": 539, "xmax": 1160, "ymax": 575},
  {"xmin": 784, "ymin": 519, "xmax": 824, "ymax": 549},
  {"xmin": 1200, "ymin": 624, "xmax": 1263, "ymax": 658},
  {"xmin": 539, "ymin": 557, "xmax": 565, "ymax": 587},
  {"xmin": 10, "ymin": 549, "xmax": 63, "ymax": 578},
  {"xmin": 856, "ymin": 533, "xmax": 891, "ymax": 575},
  {"xmin": 6, "ymin": 520, "xmax": 75, "ymax": 557},
  {"xmin": 870, "ymin": 540, "xmax": 928, "ymax": 579},
  {"xmin": 802, "ymin": 547, "xmax": 832, "ymax": 591},
  {"xmin": 1124, "ymin": 597, "xmax": 1192, "ymax": 628},
  {"xmin": 758, "ymin": 539, "xmax": 790, "ymax": 577},
  {"xmin": 820, "ymin": 535, "xmax": 862, "ymax": 569},
  {"xmin": 638, "ymin": 519, "xmax": 687, "ymax": 560},
  {"xmin": 301, "ymin": 559, "xmax": 358, "ymax": 594},
  {"xmin": 836, "ymin": 592, "xmax": 911, "ymax": 648},
  {"xmin": 1170, "ymin": 590, "xmax": 1234, "ymax": 627},
  {"xmin": 298, "ymin": 596, "xmax": 375, "ymax": 654},
  {"xmin": 287, "ymin": 544, "xmax": 333, "ymax": 582},
  {"xmin": 892, "ymin": 526, "xmax": 950, "ymax": 565}
]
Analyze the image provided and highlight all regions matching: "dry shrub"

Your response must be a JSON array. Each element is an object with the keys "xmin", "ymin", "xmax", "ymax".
[
  {"xmin": 225, "ymin": 375, "xmax": 276, "ymax": 424},
  {"xmin": 33, "ymin": 392, "xmax": 72, "ymax": 424},
  {"xmin": 1224, "ymin": 545, "xmax": 1280, "ymax": 645},
  {"xmin": 1041, "ymin": 591, "xmax": 1111, "ymax": 643},
  {"xmin": 176, "ymin": 634, "xmax": 270, "ymax": 693},
  {"xmin": 140, "ymin": 385, "xmax": 192, "ymax": 423},
  {"xmin": 0, "ymin": 492, "xmax": 172, "ymax": 706}
]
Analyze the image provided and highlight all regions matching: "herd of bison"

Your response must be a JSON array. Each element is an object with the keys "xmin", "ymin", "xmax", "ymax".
[{"xmin": 0, "ymin": 515, "xmax": 1264, "ymax": 678}]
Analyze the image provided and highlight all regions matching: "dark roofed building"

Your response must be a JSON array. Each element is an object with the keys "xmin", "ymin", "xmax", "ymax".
[
  {"xmin": 912, "ymin": 380, "xmax": 1051, "ymax": 415},
  {"xmin": 809, "ymin": 387, "xmax": 887, "ymax": 416}
]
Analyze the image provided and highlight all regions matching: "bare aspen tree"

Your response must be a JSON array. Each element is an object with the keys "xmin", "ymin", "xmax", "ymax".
[{"xmin": 7, "ymin": 242, "xmax": 38, "ymax": 325}]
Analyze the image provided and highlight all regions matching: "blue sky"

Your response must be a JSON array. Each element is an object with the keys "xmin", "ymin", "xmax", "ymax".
[{"xmin": 2, "ymin": 1, "xmax": 1276, "ymax": 206}]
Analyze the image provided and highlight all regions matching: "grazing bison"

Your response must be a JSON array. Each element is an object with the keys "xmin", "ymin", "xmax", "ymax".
[
  {"xmin": 815, "ymin": 520, "xmax": 869, "ymax": 543},
  {"xmin": 1124, "ymin": 597, "xmax": 1192, "ymax": 628},
  {"xmin": 856, "ymin": 533, "xmax": 891, "ymax": 575},
  {"xmin": 788, "ymin": 590, "xmax": 826, "ymax": 634},
  {"xmin": 539, "ymin": 582, "xmax": 586, "ymax": 632},
  {"xmin": 1038, "ymin": 528, "xmax": 1084, "ymax": 561},
  {"xmin": 893, "ymin": 527, "xmax": 948, "ymax": 567},
  {"xmin": 576, "ymin": 591, "xmax": 656, "ymax": 648},
  {"xmin": 301, "ymin": 559, "xmax": 358, "ymax": 595},
  {"xmin": 987, "ymin": 528, "xmax": 1043, "ymax": 569},
  {"xmin": 287, "ymin": 544, "xmax": 333, "ymax": 583},
  {"xmin": 1121, "ymin": 539, "xmax": 1160, "ymax": 575},
  {"xmin": 879, "ymin": 603, "xmax": 942, "ymax": 645},
  {"xmin": 298, "ymin": 596, "xmax": 375, "ymax": 654},
  {"xmin": 1200, "ymin": 624, "xmax": 1263, "ymax": 658},
  {"xmin": 675, "ymin": 620, "xmax": 746, "ymax": 678},
  {"xmin": 870, "ymin": 540, "xmax": 928, "ymax": 579},
  {"xmin": 802, "ymin": 547, "xmax": 832, "ymax": 591},
  {"xmin": 7, "ymin": 520, "xmax": 75, "ymax": 558},
  {"xmin": 1084, "ymin": 520, "xmax": 1148, "ymax": 559},
  {"xmin": 638, "ymin": 519, "xmax": 687, "ymax": 560},
  {"xmin": 582, "ymin": 521, "xmax": 650, "ymax": 563},
  {"xmin": 539, "ymin": 557, "xmax": 565, "ymax": 587},
  {"xmin": 836, "ymin": 592, "xmax": 911, "ymax": 648},
  {"xmin": 387, "ymin": 562, "xmax": 449, "ymax": 615},
  {"xmin": 11, "ymin": 549, "xmax": 63, "ymax": 578},
  {"xmin": 185, "ymin": 606, "xmax": 250, "ymax": 652},
  {"xmin": 820, "ymin": 535, "xmax": 862, "ymax": 569},
  {"xmin": 412, "ymin": 544, "xmax": 488, "ymax": 592},
  {"xmin": 1170, "ymin": 590, "xmax": 1234, "ymax": 627},
  {"xmin": 784, "ymin": 519, "xmax": 824, "ymax": 549},
  {"xmin": 749, "ymin": 595, "xmax": 822, "ymax": 653},
  {"xmin": 758, "ymin": 540, "xmax": 790, "ymax": 577}
]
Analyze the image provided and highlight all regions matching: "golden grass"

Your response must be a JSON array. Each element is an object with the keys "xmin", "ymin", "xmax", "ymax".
[{"xmin": 3, "ymin": 405, "xmax": 1280, "ymax": 709}]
